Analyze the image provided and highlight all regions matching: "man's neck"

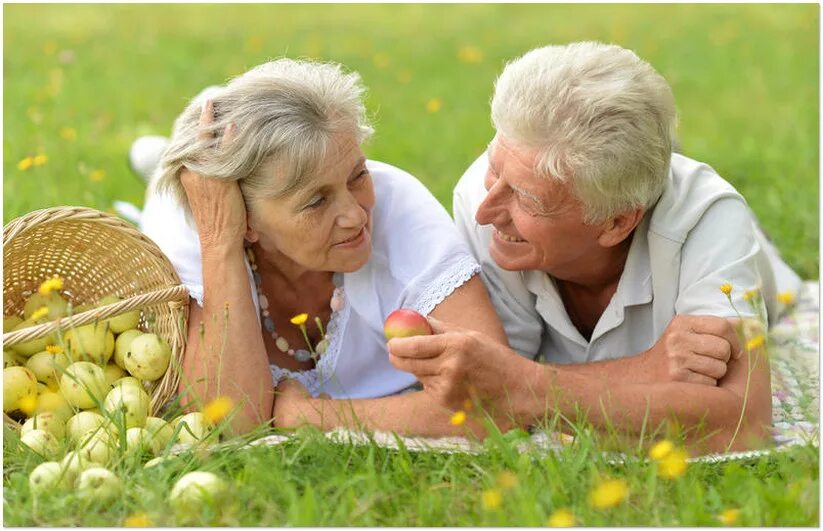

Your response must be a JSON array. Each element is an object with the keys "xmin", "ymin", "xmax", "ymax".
[{"xmin": 552, "ymin": 234, "xmax": 634, "ymax": 294}]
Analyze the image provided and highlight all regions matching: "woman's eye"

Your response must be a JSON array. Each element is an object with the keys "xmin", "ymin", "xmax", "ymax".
[{"xmin": 305, "ymin": 195, "xmax": 326, "ymax": 209}]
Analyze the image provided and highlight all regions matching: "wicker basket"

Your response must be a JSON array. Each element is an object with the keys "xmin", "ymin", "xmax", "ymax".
[{"xmin": 3, "ymin": 206, "xmax": 190, "ymax": 424}]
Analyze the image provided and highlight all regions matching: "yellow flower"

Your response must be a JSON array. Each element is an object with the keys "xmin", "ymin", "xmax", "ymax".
[
  {"xmin": 717, "ymin": 508, "xmax": 740, "ymax": 525},
  {"xmin": 42, "ymin": 40, "xmax": 58, "ymax": 56},
  {"xmin": 33, "ymin": 154, "xmax": 48, "ymax": 166},
  {"xmin": 426, "ymin": 98, "xmax": 442, "ymax": 113},
  {"xmin": 648, "ymin": 439, "xmax": 674, "ymax": 460},
  {"xmin": 777, "ymin": 291, "xmax": 795, "ymax": 305},
  {"xmin": 59, "ymin": 127, "xmax": 77, "ymax": 141},
  {"xmin": 746, "ymin": 335, "xmax": 766, "ymax": 351},
  {"xmin": 38, "ymin": 276, "xmax": 63, "ymax": 295},
  {"xmin": 450, "ymin": 410, "xmax": 466, "ymax": 426},
  {"xmin": 720, "ymin": 283, "xmax": 732, "ymax": 295},
  {"xmin": 547, "ymin": 508, "xmax": 575, "ymax": 527},
  {"xmin": 19, "ymin": 395, "xmax": 38, "ymax": 416},
  {"xmin": 202, "ymin": 395, "xmax": 234, "ymax": 424},
  {"xmin": 496, "ymin": 470, "xmax": 518, "ymax": 490},
  {"xmin": 45, "ymin": 345, "xmax": 63, "ymax": 355},
  {"xmin": 17, "ymin": 157, "xmax": 34, "ymax": 171},
  {"xmin": 290, "ymin": 313, "xmax": 309, "ymax": 326},
  {"xmin": 372, "ymin": 53, "xmax": 390, "ymax": 68},
  {"xmin": 481, "ymin": 488, "xmax": 503, "ymax": 511},
  {"xmin": 89, "ymin": 169, "xmax": 106, "ymax": 182},
  {"xmin": 588, "ymin": 478, "xmax": 628, "ymax": 509},
  {"xmin": 29, "ymin": 306, "xmax": 49, "ymax": 321},
  {"xmin": 123, "ymin": 512, "xmax": 152, "ymax": 527},
  {"xmin": 656, "ymin": 447, "xmax": 688, "ymax": 479},
  {"xmin": 457, "ymin": 45, "xmax": 484, "ymax": 63},
  {"xmin": 742, "ymin": 289, "xmax": 759, "ymax": 302}
]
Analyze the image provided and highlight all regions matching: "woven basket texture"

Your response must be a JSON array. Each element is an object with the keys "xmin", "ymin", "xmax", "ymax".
[{"xmin": 3, "ymin": 206, "xmax": 189, "ymax": 422}]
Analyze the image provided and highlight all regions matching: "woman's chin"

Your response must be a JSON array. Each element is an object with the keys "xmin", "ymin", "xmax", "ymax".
[{"xmin": 333, "ymin": 245, "xmax": 372, "ymax": 273}]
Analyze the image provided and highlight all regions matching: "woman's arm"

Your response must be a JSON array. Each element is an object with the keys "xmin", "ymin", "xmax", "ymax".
[
  {"xmin": 273, "ymin": 275, "xmax": 507, "ymax": 436},
  {"xmin": 176, "ymin": 100, "xmax": 273, "ymax": 434}
]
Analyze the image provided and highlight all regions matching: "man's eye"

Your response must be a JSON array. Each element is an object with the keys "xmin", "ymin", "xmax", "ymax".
[{"xmin": 350, "ymin": 170, "xmax": 368, "ymax": 184}]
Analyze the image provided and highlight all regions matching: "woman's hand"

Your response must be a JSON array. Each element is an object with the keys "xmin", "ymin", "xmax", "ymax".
[{"xmin": 180, "ymin": 99, "xmax": 247, "ymax": 253}]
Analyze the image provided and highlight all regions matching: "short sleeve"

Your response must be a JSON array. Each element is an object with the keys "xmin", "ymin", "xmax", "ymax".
[
  {"xmin": 676, "ymin": 197, "xmax": 772, "ymax": 322},
  {"xmin": 452, "ymin": 153, "xmax": 544, "ymax": 360},
  {"xmin": 363, "ymin": 161, "xmax": 481, "ymax": 317},
  {"xmin": 139, "ymin": 190, "xmax": 207, "ymax": 307}
]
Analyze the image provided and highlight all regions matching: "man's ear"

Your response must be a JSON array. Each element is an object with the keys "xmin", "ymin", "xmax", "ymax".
[
  {"xmin": 597, "ymin": 208, "xmax": 644, "ymax": 248},
  {"xmin": 244, "ymin": 212, "xmax": 259, "ymax": 243}
]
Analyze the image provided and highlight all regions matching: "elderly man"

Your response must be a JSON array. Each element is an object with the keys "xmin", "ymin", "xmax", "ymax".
[{"xmin": 389, "ymin": 42, "xmax": 800, "ymax": 452}]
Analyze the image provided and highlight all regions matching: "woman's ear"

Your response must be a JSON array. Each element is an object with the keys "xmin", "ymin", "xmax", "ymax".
[{"xmin": 244, "ymin": 212, "xmax": 259, "ymax": 243}]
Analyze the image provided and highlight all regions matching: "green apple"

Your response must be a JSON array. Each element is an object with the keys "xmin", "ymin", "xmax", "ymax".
[
  {"xmin": 144, "ymin": 455, "xmax": 173, "ymax": 469},
  {"xmin": 97, "ymin": 295, "xmax": 141, "ymax": 334},
  {"xmin": 103, "ymin": 384, "xmax": 150, "ymax": 429},
  {"xmin": 21, "ymin": 412, "xmax": 66, "ymax": 440},
  {"xmin": 112, "ymin": 376, "xmax": 143, "ymax": 390},
  {"xmin": 66, "ymin": 410, "xmax": 107, "ymax": 443},
  {"xmin": 23, "ymin": 291, "xmax": 68, "ymax": 320},
  {"xmin": 124, "ymin": 333, "xmax": 170, "ymax": 381},
  {"xmin": 3, "ymin": 315, "xmax": 23, "ymax": 333},
  {"xmin": 36, "ymin": 390, "xmax": 75, "ymax": 421},
  {"xmin": 28, "ymin": 461, "xmax": 63, "ymax": 495},
  {"xmin": 78, "ymin": 430, "xmax": 115, "ymax": 465},
  {"xmin": 10, "ymin": 318, "xmax": 57, "ymax": 358},
  {"xmin": 63, "ymin": 322, "xmax": 115, "ymax": 365},
  {"xmin": 60, "ymin": 362, "xmax": 108, "ymax": 409},
  {"xmin": 103, "ymin": 363, "xmax": 127, "ymax": 388},
  {"xmin": 3, "ymin": 366, "xmax": 38, "ymax": 413},
  {"xmin": 60, "ymin": 450, "xmax": 92, "ymax": 487},
  {"xmin": 4, "ymin": 349, "xmax": 23, "ymax": 368},
  {"xmin": 20, "ymin": 429, "xmax": 59, "ymax": 458},
  {"xmin": 125, "ymin": 426, "xmax": 159, "ymax": 456},
  {"xmin": 145, "ymin": 416, "xmax": 175, "ymax": 449},
  {"xmin": 76, "ymin": 467, "xmax": 122, "ymax": 502},
  {"xmin": 26, "ymin": 350, "xmax": 71, "ymax": 391},
  {"xmin": 172, "ymin": 412, "xmax": 215, "ymax": 445},
  {"xmin": 169, "ymin": 471, "xmax": 228, "ymax": 523},
  {"xmin": 113, "ymin": 329, "xmax": 143, "ymax": 370}
]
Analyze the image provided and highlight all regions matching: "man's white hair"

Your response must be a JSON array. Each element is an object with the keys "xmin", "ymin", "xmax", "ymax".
[
  {"xmin": 153, "ymin": 58, "xmax": 374, "ymax": 220},
  {"xmin": 491, "ymin": 42, "xmax": 678, "ymax": 224}
]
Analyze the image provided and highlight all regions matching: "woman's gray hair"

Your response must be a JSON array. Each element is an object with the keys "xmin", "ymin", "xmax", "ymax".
[
  {"xmin": 491, "ymin": 42, "xmax": 678, "ymax": 224},
  {"xmin": 152, "ymin": 58, "xmax": 374, "ymax": 219}
]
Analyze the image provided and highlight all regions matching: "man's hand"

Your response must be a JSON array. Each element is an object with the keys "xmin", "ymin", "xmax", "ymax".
[
  {"xmin": 387, "ymin": 318, "xmax": 532, "ymax": 428},
  {"xmin": 642, "ymin": 315, "xmax": 743, "ymax": 386}
]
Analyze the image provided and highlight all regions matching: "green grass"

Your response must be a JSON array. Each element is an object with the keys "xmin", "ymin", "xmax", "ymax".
[{"xmin": 3, "ymin": 4, "xmax": 819, "ymax": 527}]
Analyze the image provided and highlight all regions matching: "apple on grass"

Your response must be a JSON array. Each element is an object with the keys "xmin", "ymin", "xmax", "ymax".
[
  {"xmin": 29, "ymin": 461, "xmax": 63, "ymax": 495},
  {"xmin": 170, "ymin": 471, "xmax": 229, "ymax": 524},
  {"xmin": 20, "ymin": 429, "xmax": 59, "ymax": 458},
  {"xmin": 76, "ymin": 467, "xmax": 122, "ymax": 503},
  {"xmin": 383, "ymin": 309, "xmax": 433, "ymax": 340}
]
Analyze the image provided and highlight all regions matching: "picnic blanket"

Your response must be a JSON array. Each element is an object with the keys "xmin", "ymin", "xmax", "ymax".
[{"xmin": 237, "ymin": 282, "xmax": 820, "ymax": 462}]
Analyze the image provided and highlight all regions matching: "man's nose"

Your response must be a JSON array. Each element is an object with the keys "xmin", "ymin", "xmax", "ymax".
[{"xmin": 476, "ymin": 179, "xmax": 507, "ymax": 227}]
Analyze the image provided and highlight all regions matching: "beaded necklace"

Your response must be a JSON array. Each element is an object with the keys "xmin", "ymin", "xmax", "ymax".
[{"xmin": 245, "ymin": 245, "xmax": 344, "ymax": 363}]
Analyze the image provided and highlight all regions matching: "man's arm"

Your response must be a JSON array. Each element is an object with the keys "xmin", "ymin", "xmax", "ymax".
[{"xmin": 388, "ymin": 316, "xmax": 771, "ymax": 453}]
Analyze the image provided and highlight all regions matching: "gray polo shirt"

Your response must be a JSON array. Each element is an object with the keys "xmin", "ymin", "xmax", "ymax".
[{"xmin": 453, "ymin": 152, "xmax": 781, "ymax": 364}]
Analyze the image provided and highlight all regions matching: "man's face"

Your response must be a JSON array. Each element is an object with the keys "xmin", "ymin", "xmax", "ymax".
[{"xmin": 475, "ymin": 135, "xmax": 603, "ymax": 279}]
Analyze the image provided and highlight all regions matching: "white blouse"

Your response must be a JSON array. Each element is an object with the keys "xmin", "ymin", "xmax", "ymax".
[{"xmin": 139, "ymin": 160, "xmax": 480, "ymax": 399}]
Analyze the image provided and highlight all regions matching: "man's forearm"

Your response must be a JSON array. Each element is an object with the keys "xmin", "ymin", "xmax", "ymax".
[{"xmin": 516, "ymin": 361, "xmax": 771, "ymax": 453}]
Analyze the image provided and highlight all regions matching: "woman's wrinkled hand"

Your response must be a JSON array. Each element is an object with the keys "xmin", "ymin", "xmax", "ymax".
[{"xmin": 180, "ymin": 98, "xmax": 247, "ymax": 253}]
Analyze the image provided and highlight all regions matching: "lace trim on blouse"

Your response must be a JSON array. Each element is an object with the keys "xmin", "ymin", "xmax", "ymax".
[{"xmin": 411, "ymin": 254, "xmax": 481, "ymax": 316}]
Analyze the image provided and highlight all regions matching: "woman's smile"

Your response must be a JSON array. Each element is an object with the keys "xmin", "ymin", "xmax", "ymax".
[{"xmin": 333, "ymin": 225, "xmax": 370, "ymax": 249}]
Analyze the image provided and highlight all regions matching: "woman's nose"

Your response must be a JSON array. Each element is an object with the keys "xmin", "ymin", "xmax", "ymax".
[{"xmin": 337, "ymin": 194, "xmax": 368, "ymax": 228}]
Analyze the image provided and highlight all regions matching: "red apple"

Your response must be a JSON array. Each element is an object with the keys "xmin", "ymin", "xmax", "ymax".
[{"xmin": 383, "ymin": 309, "xmax": 432, "ymax": 340}]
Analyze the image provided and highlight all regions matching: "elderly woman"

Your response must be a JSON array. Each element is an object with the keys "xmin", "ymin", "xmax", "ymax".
[{"xmin": 138, "ymin": 58, "xmax": 507, "ymax": 435}]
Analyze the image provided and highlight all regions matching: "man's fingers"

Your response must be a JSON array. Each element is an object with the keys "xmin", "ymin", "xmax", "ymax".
[
  {"xmin": 688, "ymin": 334, "xmax": 732, "ymax": 362},
  {"xmin": 686, "ymin": 316, "xmax": 743, "ymax": 359},
  {"xmin": 387, "ymin": 334, "xmax": 450, "ymax": 360},
  {"xmin": 684, "ymin": 372, "xmax": 718, "ymax": 386},
  {"xmin": 198, "ymin": 99, "xmax": 215, "ymax": 141},
  {"xmin": 388, "ymin": 352, "xmax": 438, "ymax": 377},
  {"xmin": 684, "ymin": 353, "xmax": 728, "ymax": 380}
]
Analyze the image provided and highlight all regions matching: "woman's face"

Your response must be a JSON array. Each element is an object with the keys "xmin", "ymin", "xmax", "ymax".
[{"xmin": 248, "ymin": 133, "xmax": 375, "ymax": 273}]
